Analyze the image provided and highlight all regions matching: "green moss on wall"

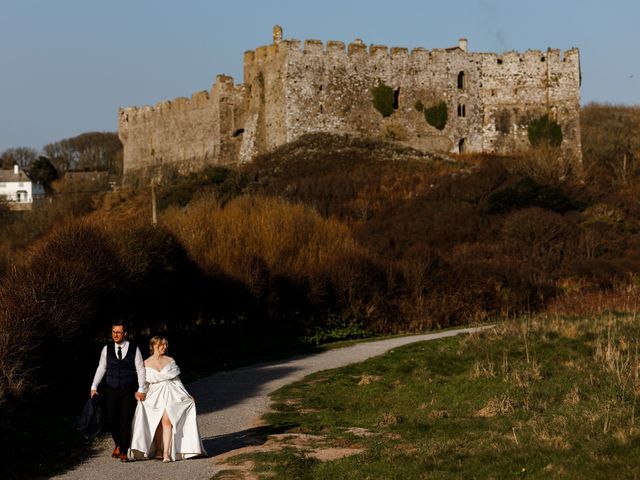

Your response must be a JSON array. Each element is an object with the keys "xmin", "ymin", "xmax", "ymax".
[
  {"xmin": 424, "ymin": 101, "xmax": 448, "ymax": 130},
  {"xmin": 371, "ymin": 81, "xmax": 395, "ymax": 117},
  {"xmin": 528, "ymin": 114, "xmax": 563, "ymax": 147}
]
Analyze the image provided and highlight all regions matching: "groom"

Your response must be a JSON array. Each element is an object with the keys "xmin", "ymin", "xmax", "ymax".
[{"xmin": 90, "ymin": 321, "xmax": 146, "ymax": 462}]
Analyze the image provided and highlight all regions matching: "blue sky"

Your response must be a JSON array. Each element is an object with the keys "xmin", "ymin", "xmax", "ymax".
[{"xmin": 0, "ymin": 0, "xmax": 638, "ymax": 153}]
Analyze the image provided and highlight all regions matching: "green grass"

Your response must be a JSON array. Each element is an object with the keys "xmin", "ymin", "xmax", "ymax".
[{"xmin": 215, "ymin": 313, "xmax": 640, "ymax": 479}]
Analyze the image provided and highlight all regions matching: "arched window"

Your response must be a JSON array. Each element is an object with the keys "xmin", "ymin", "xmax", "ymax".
[
  {"xmin": 457, "ymin": 71, "xmax": 465, "ymax": 90},
  {"xmin": 457, "ymin": 104, "xmax": 466, "ymax": 118}
]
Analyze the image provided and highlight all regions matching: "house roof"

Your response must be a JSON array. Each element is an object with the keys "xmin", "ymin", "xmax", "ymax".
[{"xmin": 0, "ymin": 169, "xmax": 32, "ymax": 183}]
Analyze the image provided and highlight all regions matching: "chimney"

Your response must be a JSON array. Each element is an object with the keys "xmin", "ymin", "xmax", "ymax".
[
  {"xmin": 458, "ymin": 38, "xmax": 468, "ymax": 52},
  {"xmin": 13, "ymin": 164, "xmax": 19, "ymax": 175}
]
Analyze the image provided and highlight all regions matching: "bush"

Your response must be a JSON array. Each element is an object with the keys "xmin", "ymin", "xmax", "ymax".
[
  {"xmin": 371, "ymin": 81, "xmax": 395, "ymax": 117},
  {"xmin": 158, "ymin": 165, "xmax": 243, "ymax": 209},
  {"xmin": 423, "ymin": 256, "xmax": 550, "ymax": 327},
  {"xmin": 508, "ymin": 145, "xmax": 576, "ymax": 185},
  {"xmin": 325, "ymin": 253, "xmax": 390, "ymax": 330},
  {"xmin": 485, "ymin": 176, "xmax": 585, "ymax": 214},
  {"xmin": 0, "ymin": 221, "xmax": 123, "ymax": 406},
  {"xmin": 581, "ymin": 103, "xmax": 640, "ymax": 188},
  {"xmin": 528, "ymin": 114, "xmax": 563, "ymax": 147},
  {"xmin": 565, "ymin": 258, "xmax": 640, "ymax": 289},
  {"xmin": 424, "ymin": 101, "xmax": 448, "ymax": 130},
  {"xmin": 161, "ymin": 194, "xmax": 362, "ymax": 277},
  {"xmin": 107, "ymin": 225, "xmax": 203, "ymax": 333},
  {"xmin": 501, "ymin": 207, "xmax": 574, "ymax": 270}
]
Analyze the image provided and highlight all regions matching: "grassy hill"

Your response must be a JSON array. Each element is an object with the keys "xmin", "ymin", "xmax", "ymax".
[{"xmin": 214, "ymin": 312, "xmax": 640, "ymax": 479}]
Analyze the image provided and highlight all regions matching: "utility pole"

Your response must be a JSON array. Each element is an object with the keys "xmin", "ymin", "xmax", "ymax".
[{"xmin": 151, "ymin": 179, "xmax": 157, "ymax": 226}]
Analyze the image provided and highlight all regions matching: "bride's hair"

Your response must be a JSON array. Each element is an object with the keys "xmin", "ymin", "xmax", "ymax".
[{"xmin": 149, "ymin": 336, "xmax": 169, "ymax": 355}]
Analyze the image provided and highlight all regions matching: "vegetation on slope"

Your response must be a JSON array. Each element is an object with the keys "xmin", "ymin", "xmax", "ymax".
[{"xmin": 0, "ymin": 104, "xmax": 639, "ymax": 477}]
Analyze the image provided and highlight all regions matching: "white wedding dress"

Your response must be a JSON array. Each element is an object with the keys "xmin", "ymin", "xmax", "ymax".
[{"xmin": 129, "ymin": 360, "xmax": 206, "ymax": 461}]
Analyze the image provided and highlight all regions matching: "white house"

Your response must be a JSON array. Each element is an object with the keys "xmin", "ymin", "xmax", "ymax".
[{"xmin": 0, "ymin": 164, "xmax": 45, "ymax": 209}]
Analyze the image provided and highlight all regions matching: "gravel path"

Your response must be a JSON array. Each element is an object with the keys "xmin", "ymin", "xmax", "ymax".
[{"xmin": 54, "ymin": 326, "xmax": 490, "ymax": 480}]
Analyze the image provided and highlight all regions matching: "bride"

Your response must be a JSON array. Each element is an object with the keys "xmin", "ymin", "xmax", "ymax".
[{"xmin": 128, "ymin": 336, "xmax": 206, "ymax": 462}]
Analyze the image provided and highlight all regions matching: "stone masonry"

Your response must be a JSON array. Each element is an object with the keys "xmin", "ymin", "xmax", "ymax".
[{"xmin": 118, "ymin": 26, "xmax": 581, "ymax": 181}]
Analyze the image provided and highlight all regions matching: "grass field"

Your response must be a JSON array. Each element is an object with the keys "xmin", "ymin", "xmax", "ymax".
[{"xmin": 214, "ymin": 313, "xmax": 640, "ymax": 479}]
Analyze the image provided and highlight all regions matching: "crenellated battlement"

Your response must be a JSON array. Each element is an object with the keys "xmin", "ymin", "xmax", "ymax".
[
  {"xmin": 242, "ymin": 36, "xmax": 480, "ymax": 65},
  {"xmin": 119, "ymin": 75, "xmax": 241, "ymax": 127},
  {"xmin": 484, "ymin": 47, "xmax": 579, "ymax": 66},
  {"xmin": 120, "ymin": 26, "xmax": 581, "ymax": 182}
]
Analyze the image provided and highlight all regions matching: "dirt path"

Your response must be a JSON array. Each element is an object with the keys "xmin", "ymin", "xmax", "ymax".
[{"xmin": 54, "ymin": 326, "xmax": 490, "ymax": 480}]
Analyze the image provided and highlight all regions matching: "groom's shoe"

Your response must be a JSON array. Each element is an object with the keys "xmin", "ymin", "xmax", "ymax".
[
  {"xmin": 120, "ymin": 453, "xmax": 131, "ymax": 463},
  {"xmin": 111, "ymin": 447, "xmax": 120, "ymax": 458}
]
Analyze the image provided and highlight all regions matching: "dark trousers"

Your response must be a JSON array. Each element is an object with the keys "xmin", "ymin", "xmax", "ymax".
[{"xmin": 104, "ymin": 386, "xmax": 137, "ymax": 452}]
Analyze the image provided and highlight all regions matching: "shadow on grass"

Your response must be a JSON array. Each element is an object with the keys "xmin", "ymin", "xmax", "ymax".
[{"xmin": 203, "ymin": 424, "xmax": 297, "ymax": 457}]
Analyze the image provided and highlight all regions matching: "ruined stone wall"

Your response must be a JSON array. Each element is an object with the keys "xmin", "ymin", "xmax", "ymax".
[
  {"xmin": 479, "ymin": 48, "xmax": 581, "ymax": 159},
  {"xmin": 240, "ymin": 36, "xmax": 580, "ymax": 161},
  {"xmin": 275, "ymin": 39, "xmax": 579, "ymax": 159},
  {"xmin": 120, "ymin": 28, "xmax": 581, "ymax": 181},
  {"xmin": 252, "ymin": 38, "xmax": 483, "ymax": 155},
  {"xmin": 119, "ymin": 75, "xmax": 245, "ymax": 181}
]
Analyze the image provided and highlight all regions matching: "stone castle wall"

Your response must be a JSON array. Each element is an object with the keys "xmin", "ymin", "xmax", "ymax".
[
  {"xmin": 119, "ymin": 28, "xmax": 581, "ymax": 181},
  {"xmin": 118, "ymin": 75, "xmax": 245, "ymax": 180}
]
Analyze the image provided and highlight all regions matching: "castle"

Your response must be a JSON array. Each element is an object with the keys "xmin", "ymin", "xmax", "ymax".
[{"xmin": 118, "ymin": 26, "xmax": 581, "ymax": 181}]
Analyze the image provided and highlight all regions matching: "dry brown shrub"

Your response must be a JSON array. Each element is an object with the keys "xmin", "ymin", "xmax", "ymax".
[
  {"xmin": 89, "ymin": 186, "xmax": 151, "ymax": 229},
  {"xmin": 160, "ymin": 194, "xmax": 393, "ymax": 331},
  {"xmin": 501, "ymin": 207, "xmax": 574, "ymax": 270},
  {"xmin": 475, "ymin": 394, "xmax": 515, "ymax": 417},
  {"xmin": 581, "ymin": 103, "xmax": 640, "ymax": 188},
  {"xmin": 358, "ymin": 199, "xmax": 480, "ymax": 258},
  {"xmin": 548, "ymin": 282, "xmax": 640, "ymax": 315},
  {"xmin": 424, "ymin": 253, "xmax": 549, "ymax": 327},
  {"xmin": 161, "ymin": 194, "xmax": 362, "ymax": 279},
  {"xmin": 427, "ymin": 155, "xmax": 508, "ymax": 203},
  {"xmin": 563, "ymin": 385, "xmax": 581, "ymax": 405},
  {"xmin": 526, "ymin": 415, "xmax": 571, "ymax": 450},
  {"xmin": 0, "ymin": 220, "xmax": 122, "ymax": 402},
  {"xmin": 400, "ymin": 244, "xmax": 441, "ymax": 325},
  {"xmin": 358, "ymin": 374, "xmax": 382, "ymax": 385},
  {"xmin": 428, "ymin": 410, "xmax": 450, "ymax": 419},
  {"xmin": 507, "ymin": 146, "xmax": 577, "ymax": 185},
  {"xmin": 469, "ymin": 359, "xmax": 496, "ymax": 379},
  {"xmin": 377, "ymin": 412, "xmax": 401, "ymax": 427}
]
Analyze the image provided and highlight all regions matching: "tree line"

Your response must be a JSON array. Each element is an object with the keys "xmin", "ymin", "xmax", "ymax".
[{"xmin": 0, "ymin": 132, "xmax": 122, "ymax": 189}]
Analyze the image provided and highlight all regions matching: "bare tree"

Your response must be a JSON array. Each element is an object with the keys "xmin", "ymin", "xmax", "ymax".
[
  {"xmin": 0, "ymin": 147, "xmax": 39, "ymax": 169},
  {"xmin": 43, "ymin": 132, "xmax": 122, "ymax": 174},
  {"xmin": 581, "ymin": 103, "xmax": 640, "ymax": 187}
]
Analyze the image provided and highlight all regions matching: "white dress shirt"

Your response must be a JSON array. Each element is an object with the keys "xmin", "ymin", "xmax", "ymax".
[{"xmin": 91, "ymin": 340, "xmax": 146, "ymax": 392}]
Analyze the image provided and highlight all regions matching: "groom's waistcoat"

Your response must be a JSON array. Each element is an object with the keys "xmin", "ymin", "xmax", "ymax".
[{"xmin": 105, "ymin": 343, "xmax": 137, "ymax": 389}]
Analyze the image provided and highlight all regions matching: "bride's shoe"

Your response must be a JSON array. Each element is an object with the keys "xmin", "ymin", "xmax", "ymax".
[{"xmin": 163, "ymin": 457, "xmax": 171, "ymax": 463}]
